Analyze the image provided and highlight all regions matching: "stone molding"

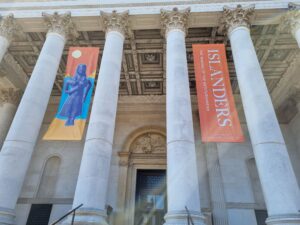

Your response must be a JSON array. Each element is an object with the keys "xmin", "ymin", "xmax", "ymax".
[
  {"xmin": 160, "ymin": 7, "xmax": 190, "ymax": 37},
  {"xmin": 100, "ymin": 10, "xmax": 129, "ymax": 37},
  {"xmin": 281, "ymin": 3, "xmax": 300, "ymax": 37},
  {"xmin": 0, "ymin": 88, "xmax": 22, "ymax": 105},
  {"xmin": 0, "ymin": 14, "xmax": 21, "ymax": 43},
  {"xmin": 219, "ymin": 4, "xmax": 255, "ymax": 35},
  {"xmin": 42, "ymin": 12, "xmax": 78, "ymax": 40}
]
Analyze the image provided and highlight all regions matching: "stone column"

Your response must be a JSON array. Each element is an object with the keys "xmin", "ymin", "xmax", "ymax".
[
  {"xmin": 0, "ymin": 14, "xmax": 19, "ymax": 62},
  {"xmin": 284, "ymin": 3, "xmax": 300, "ymax": 48},
  {"xmin": 71, "ymin": 11, "xmax": 128, "ymax": 225},
  {"xmin": 161, "ymin": 8, "xmax": 206, "ymax": 225},
  {"xmin": 220, "ymin": 5, "xmax": 300, "ymax": 225},
  {"xmin": 0, "ymin": 88, "xmax": 21, "ymax": 149},
  {"xmin": 0, "ymin": 12, "xmax": 77, "ymax": 225}
]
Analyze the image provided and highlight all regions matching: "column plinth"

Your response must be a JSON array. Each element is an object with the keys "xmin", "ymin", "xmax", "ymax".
[
  {"xmin": 161, "ymin": 8, "xmax": 206, "ymax": 225},
  {"xmin": 0, "ymin": 12, "xmax": 77, "ymax": 225},
  {"xmin": 71, "ymin": 10, "xmax": 128, "ymax": 225},
  {"xmin": 220, "ymin": 5, "xmax": 300, "ymax": 225}
]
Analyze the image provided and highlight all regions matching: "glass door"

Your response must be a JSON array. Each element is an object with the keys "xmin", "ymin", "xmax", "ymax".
[{"xmin": 134, "ymin": 169, "xmax": 167, "ymax": 225}]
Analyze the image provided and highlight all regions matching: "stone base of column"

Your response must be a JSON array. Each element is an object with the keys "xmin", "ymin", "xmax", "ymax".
[
  {"xmin": 0, "ymin": 207, "xmax": 15, "ymax": 225},
  {"xmin": 164, "ymin": 210, "xmax": 207, "ymax": 225},
  {"xmin": 62, "ymin": 208, "xmax": 108, "ymax": 225},
  {"xmin": 266, "ymin": 214, "xmax": 300, "ymax": 225}
]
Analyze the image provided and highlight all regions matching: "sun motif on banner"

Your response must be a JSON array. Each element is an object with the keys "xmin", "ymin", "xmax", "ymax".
[{"xmin": 72, "ymin": 49, "xmax": 82, "ymax": 59}]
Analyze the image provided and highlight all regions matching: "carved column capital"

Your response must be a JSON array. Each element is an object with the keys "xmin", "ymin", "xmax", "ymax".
[
  {"xmin": 42, "ymin": 12, "xmax": 78, "ymax": 40},
  {"xmin": 281, "ymin": 3, "xmax": 300, "ymax": 38},
  {"xmin": 100, "ymin": 10, "xmax": 129, "ymax": 37},
  {"xmin": 160, "ymin": 7, "xmax": 190, "ymax": 37},
  {"xmin": 219, "ymin": 4, "xmax": 255, "ymax": 35},
  {"xmin": 0, "ymin": 14, "xmax": 21, "ymax": 43},
  {"xmin": 0, "ymin": 88, "xmax": 22, "ymax": 106}
]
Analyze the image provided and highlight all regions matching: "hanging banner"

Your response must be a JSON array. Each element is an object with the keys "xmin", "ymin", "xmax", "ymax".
[
  {"xmin": 192, "ymin": 44, "xmax": 244, "ymax": 142},
  {"xmin": 43, "ymin": 47, "xmax": 99, "ymax": 140}
]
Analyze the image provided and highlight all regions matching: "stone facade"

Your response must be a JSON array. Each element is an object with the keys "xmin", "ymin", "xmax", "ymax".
[{"xmin": 0, "ymin": 1, "xmax": 299, "ymax": 225}]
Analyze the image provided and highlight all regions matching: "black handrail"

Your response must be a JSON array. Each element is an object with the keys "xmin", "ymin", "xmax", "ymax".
[
  {"xmin": 50, "ymin": 204, "xmax": 83, "ymax": 225},
  {"xmin": 185, "ymin": 206, "xmax": 195, "ymax": 225}
]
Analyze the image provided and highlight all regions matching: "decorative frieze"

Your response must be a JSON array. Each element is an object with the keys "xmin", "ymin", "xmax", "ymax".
[
  {"xmin": 219, "ymin": 4, "xmax": 255, "ymax": 35},
  {"xmin": 0, "ymin": 88, "xmax": 22, "ymax": 105},
  {"xmin": 100, "ymin": 10, "xmax": 129, "ymax": 37},
  {"xmin": 0, "ymin": 14, "xmax": 21, "ymax": 43},
  {"xmin": 160, "ymin": 7, "xmax": 190, "ymax": 37},
  {"xmin": 131, "ymin": 133, "xmax": 166, "ymax": 154},
  {"xmin": 42, "ymin": 12, "xmax": 78, "ymax": 40}
]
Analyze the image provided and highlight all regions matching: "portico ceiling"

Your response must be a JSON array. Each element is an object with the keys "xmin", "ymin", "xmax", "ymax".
[{"xmin": 1, "ymin": 23, "xmax": 298, "ymax": 98}]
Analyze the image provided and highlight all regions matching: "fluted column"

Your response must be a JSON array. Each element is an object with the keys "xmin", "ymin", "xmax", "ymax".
[
  {"xmin": 161, "ymin": 8, "xmax": 206, "ymax": 225},
  {"xmin": 220, "ymin": 5, "xmax": 300, "ymax": 225},
  {"xmin": 71, "ymin": 11, "xmax": 128, "ymax": 225},
  {"xmin": 0, "ymin": 12, "xmax": 77, "ymax": 225},
  {"xmin": 0, "ymin": 14, "xmax": 19, "ymax": 62},
  {"xmin": 0, "ymin": 88, "xmax": 21, "ymax": 149},
  {"xmin": 283, "ymin": 3, "xmax": 300, "ymax": 48}
]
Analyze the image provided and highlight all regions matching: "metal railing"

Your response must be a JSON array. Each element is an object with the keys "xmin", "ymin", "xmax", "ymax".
[
  {"xmin": 50, "ymin": 204, "xmax": 83, "ymax": 225},
  {"xmin": 185, "ymin": 206, "xmax": 195, "ymax": 225}
]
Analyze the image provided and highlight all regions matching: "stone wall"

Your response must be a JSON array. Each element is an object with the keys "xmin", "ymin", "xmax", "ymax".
[{"xmin": 15, "ymin": 98, "xmax": 300, "ymax": 225}]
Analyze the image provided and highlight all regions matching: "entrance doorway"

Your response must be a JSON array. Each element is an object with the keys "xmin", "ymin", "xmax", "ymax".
[{"xmin": 134, "ymin": 169, "xmax": 167, "ymax": 225}]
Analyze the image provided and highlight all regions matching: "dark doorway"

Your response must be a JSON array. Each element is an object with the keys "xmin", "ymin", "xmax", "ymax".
[
  {"xmin": 26, "ymin": 204, "xmax": 52, "ymax": 225},
  {"xmin": 134, "ymin": 169, "xmax": 167, "ymax": 225}
]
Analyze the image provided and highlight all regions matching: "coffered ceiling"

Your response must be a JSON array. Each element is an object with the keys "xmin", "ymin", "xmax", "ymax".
[{"xmin": 1, "ymin": 23, "xmax": 298, "ymax": 99}]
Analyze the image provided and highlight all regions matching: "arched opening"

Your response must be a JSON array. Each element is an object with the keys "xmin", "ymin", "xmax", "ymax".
[
  {"xmin": 116, "ymin": 128, "xmax": 166, "ymax": 225},
  {"xmin": 37, "ymin": 156, "xmax": 61, "ymax": 198}
]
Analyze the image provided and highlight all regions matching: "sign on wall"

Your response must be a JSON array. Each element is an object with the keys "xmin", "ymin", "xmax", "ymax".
[
  {"xmin": 192, "ymin": 44, "xmax": 244, "ymax": 142},
  {"xmin": 43, "ymin": 47, "xmax": 99, "ymax": 140}
]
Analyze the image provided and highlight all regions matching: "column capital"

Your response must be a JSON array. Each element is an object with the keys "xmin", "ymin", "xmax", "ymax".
[
  {"xmin": 160, "ymin": 7, "xmax": 190, "ymax": 37},
  {"xmin": 42, "ymin": 12, "xmax": 78, "ymax": 40},
  {"xmin": 100, "ymin": 10, "xmax": 129, "ymax": 37},
  {"xmin": 281, "ymin": 3, "xmax": 300, "ymax": 38},
  {"xmin": 219, "ymin": 4, "xmax": 255, "ymax": 35},
  {"xmin": 0, "ymin": 14, "xmax": 21, "ymax": 43},
  {"xmin": 0, "ymin": 88, "xmax": 22, "ymax": 106}
]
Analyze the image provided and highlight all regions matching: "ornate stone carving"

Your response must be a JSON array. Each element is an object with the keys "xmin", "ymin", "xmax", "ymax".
[
  {"xmin": 131, "ymin": 133, "xmax": 166, "ymax": 154},
  {"xmin": 281, "ymin": 3, "xmax": 300, "ymax": 37},
  {"xmin": 0, "ymin": 88, "xmax": 22, "ymax": 105},
  {"xmin": 42, "ymin": 12, "xmax": 78, "ymax": 40},
  {"xmin": 160, "ymin": 7, "xmax": 190, "ymax": 37},
  {"xmin": 0, "ymin": 14, "xmax": 21, "ymax": 43},
  {"xmin": 219, "ymin": 4, "xmax": 255, "ymax": 35},
  {"xmin": 100, "ymin": 10, "xmax": 129, "ymax": 37}
]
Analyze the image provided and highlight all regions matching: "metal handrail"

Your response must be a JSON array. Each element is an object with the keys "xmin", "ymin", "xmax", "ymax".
[
  {"xmin": 50, "ymin": 204, "xmax": 83, "ymax": 225},
  {"xmin": 185, "ymin": 206, "xmax": 195, "ymax": 225}
]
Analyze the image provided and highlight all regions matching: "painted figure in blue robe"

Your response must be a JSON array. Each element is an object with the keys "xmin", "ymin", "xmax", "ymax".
[{"xmin": 59, "ymin": 64, "xmax": 92, "ymax": 126}]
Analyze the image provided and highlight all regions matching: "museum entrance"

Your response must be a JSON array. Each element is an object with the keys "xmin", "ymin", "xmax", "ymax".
[{"xmin": 134, "ymin": 169, "xmax": 167, "ymax": 225}]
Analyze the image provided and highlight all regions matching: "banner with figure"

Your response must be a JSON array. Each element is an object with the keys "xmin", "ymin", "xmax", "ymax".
[
  {"xmin": 192, "ymin": 44, "xmax": 244, "ymax": 142},
  {"xmin": 43, "ymin": 47, "xmax": 99, "ymax": 140}
]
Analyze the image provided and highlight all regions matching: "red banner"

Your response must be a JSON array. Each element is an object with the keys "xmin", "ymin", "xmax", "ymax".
[{"xmin": 193, "ymin": 44, "xmax": 244, "ymax": 142}]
